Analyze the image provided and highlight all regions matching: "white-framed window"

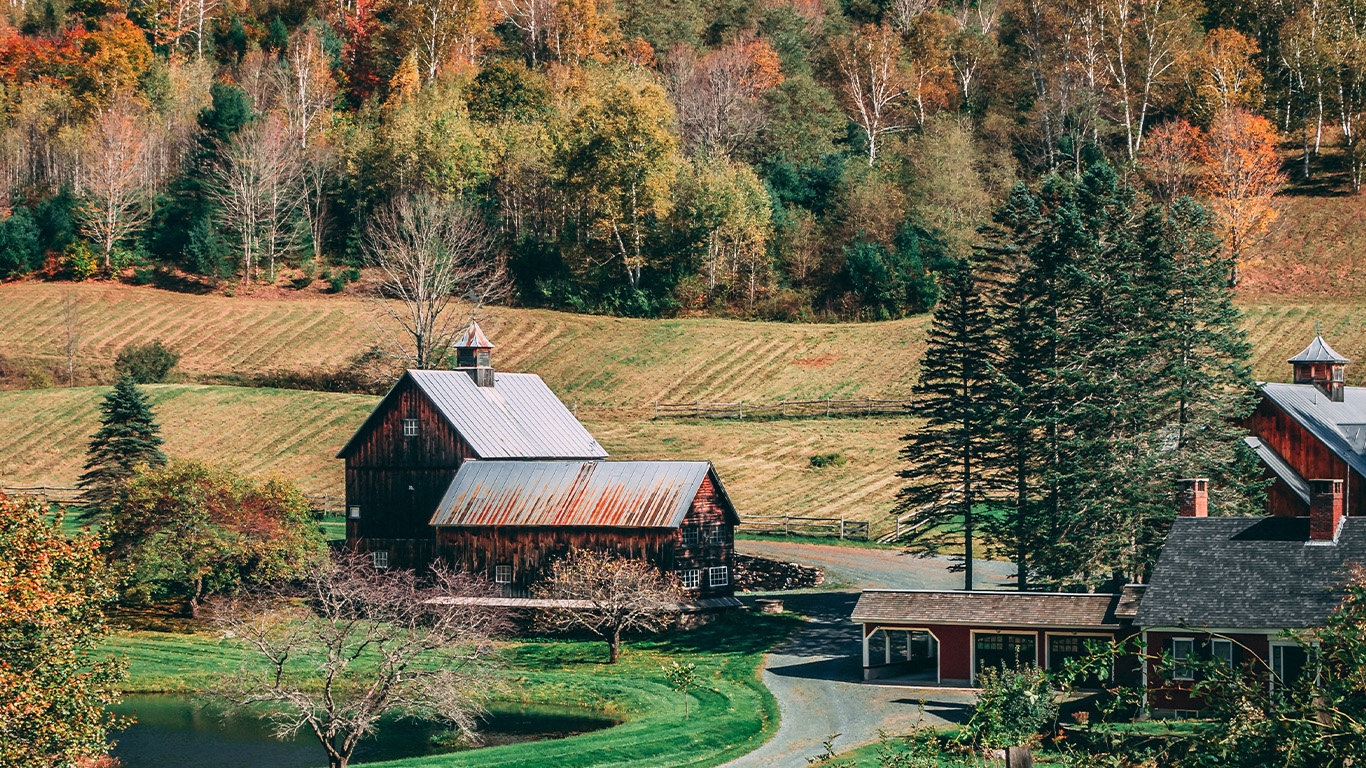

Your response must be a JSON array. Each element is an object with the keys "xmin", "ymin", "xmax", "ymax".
[
  {"xmin": 681, "ymin": 526, "xmax": 699, "ymax": 547},
  {"xmin": 1210, "ymin": 638, "xmax": 1234, "ymax": 669},
  {"xmin": 495, "ymin": 564, "xmax": 512, "ymax": 584},
  {"xmin": 348, "ymin": 506, "xmax": 361, "ymax": 519},
  {"xmin": 402, "ymin": 418, "xmax": 419, "ymax": 437},
  {"xmin": 708, "ymin": 566, "xmax": 729, "ymax": 588},
  {"xmin": 1271, "ymin": 643, "xmax": 1312, "ymax": 691},
  {"xmin": 1171, "ymin": 638, "xmax": 1195, "ymax": 681},
  {"xmin": 705, "ymin": 525, "xmax": 729, "ymax": 546},
  {"xmin": 678, "ymin": 569, "xmax": 700, "ymax": 589},
  {"xmin": 371, "ymin": 550, "xmax": 390, "ymax": 570}
]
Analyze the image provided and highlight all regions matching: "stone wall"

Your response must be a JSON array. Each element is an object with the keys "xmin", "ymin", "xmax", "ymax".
[{"xmin": 734, "ymin": 553, "xmax": 824, "ymax": 592}]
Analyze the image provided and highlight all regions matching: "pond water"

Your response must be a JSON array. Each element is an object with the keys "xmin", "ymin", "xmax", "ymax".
[{"xmin": 110, "ymin": 694, "xmax": 617, "ymax": 768}]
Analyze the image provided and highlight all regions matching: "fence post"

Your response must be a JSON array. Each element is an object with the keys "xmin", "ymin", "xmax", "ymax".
[
  {"xmin": 738, "ymin": 401, "xmax": 744, "ymax": 419},
  {"xmin": 654, "ymin": 400, "xmax": 658, "ymax": 419},
  {"xmin": 840, "ymin": 517, "xmax": 846, "ymax": 540},
  {"xmin": 826, "ymin": 398, "xmax": 831, "ymax": 417},
  {"xmin": 696, "ymin": 400, "xmax": 701, "ymax": 418},
  {"xmin": 784, "ymin": 517, "xmax": 790, "ymax": 536}
]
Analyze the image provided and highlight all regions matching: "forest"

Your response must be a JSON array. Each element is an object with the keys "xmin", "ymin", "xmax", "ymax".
[{"xmin": 0, "ymin": 0, "xmax": 1324, "ymax": 319}]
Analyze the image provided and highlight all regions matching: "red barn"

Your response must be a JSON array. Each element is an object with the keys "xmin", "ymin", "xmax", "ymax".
[
  {"xmin": 338, "ymin": 322, "xmax": 739, "ymax": 598},
  {"xmin": 1245, "ymin": 335, "xmax": 1366, "ymax": 518}
]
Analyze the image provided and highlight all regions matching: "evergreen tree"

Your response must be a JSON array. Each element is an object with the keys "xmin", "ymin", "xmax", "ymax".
[
  {"xmin": 78, "ymin": 376, "xmax": 167, "ymax": 515},
  {"xmin": 896, "ymin": 257, "xmax": 998, "ymax": 590}
]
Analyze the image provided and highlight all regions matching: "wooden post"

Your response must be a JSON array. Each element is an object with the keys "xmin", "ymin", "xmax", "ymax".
[
  {"xmin": 654, "ymin": 401, "xmax": 658, "ymax": 419},
  {"xmin": 826, "ymin": 398, "xmax": 831, "ymax": 417},
  {"xmin": 738, "ymin": 401, "xmax": 744, "ymax": 419},
  {"xmin": 1006, "ymin": 747, "xmax": 1034, "ymax": 768},
  {"xmin": 840, "ymin": 517, "xmax": 846, "ymax": 540},
  {"xmin": 784, "ymin": 517, "xmax": 790, "ymax": 536},
  {"xmin": 696, "ymin": 400, "xmax": 701, "ymax": 418}
]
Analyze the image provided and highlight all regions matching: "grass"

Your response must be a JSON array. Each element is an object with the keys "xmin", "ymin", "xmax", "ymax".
[
  {"xmin": 0, "ymin": 385, "xmax": 914, "ymax": 533},
  {"xmin": 100, "ymin": 610, "xmax": 803, "ymax": 768}
]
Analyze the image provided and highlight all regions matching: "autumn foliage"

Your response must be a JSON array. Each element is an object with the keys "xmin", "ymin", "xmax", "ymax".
[
  {"xmin": 1199, "ymin": 108, "xmax": 1286, "ymax": 284},
  {"xmin": 0, "ymin": 495, "xmax": 125, "ymax": 766}
]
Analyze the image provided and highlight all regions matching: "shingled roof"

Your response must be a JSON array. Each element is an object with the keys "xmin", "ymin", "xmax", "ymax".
[
  {"xmin": 429, "ymin": 460, "xmax": 739, "ymax": 528},
  {"xmin": 851, "ymin": 590, "xmax": 1125, "ymax": 628},
  {"xmin": 337, "ymin": 370, "xmax": 608, "ymax": 460},
  {"xmin": 1134, "ymin": 517, "xmax": 1366, "ymax": 630}
]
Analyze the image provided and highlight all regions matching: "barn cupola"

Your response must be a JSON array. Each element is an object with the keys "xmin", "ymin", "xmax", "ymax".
[
  {"xmin": 454, "ymin": 320, "xmax": 495, "ymax": 387},
  {"xmin": 1290, "ymin": 334, "xmax": 1349, "ymax": 403}
]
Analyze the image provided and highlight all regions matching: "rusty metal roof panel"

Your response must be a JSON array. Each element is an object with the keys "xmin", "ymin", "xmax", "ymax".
[
  {"xmin": 409, "ymin": 370, "xmax": 607, "ymax": 460},
  {"xmin": 431, "ymin": 460, "xmax": 716, "ymax": 528}
]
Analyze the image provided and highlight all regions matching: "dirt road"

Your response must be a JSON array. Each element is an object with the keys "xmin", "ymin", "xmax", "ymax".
[{"xmin": 736, "ymin": 539, "xmax": 1018, "ymax": 590}]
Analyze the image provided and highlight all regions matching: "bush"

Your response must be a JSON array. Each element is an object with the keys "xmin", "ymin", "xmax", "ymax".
[
  {"xmin": 809, "ymin": 453, "xmax": 848, "ymax": 469},
  {"xmin": 115, "ymin": 340, "xmax": 180, "ymax": 383},
  {"xmin": 965, "ymin": 663, "xmax": 1059, "ymax": 749},
  {"xmin": 66, "ymin": 241, "xmax": 99, "ymax": 280},
  {"xmin": 327, "ymin": 273, "xmax": 346, "ymax": 293},
  {"xmin": 131, "ymin": 266, "xmax": 156, "ymax": 285}
]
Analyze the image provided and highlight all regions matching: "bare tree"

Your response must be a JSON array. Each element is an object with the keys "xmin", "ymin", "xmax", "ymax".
[
  {"xmin": 212, "ymin": 553, "xmax": 508, "ymax": 768},
  {"xmin": 532, "ymin": 549, "xmax": 682, "ymax": 664},
  {"xmin": 833, "ymin": 24, "xmax": 913, "ymax": 165},
  {"xmin": 279, "ymin": 28, "xmax": 337, "ymax": 149},
  {"xmin": 666, "ymin": 38, "xmax": 783, "ymax": 157},
  {"xmin": 364, "ymin": 194, "xmax": 508, "ymax": 369},
  {"xmin": 498, "ymin": 0, "xmax": 554, "ymax": 64},
  {"xmin": 75, "ymin": 102, "xmax": 159, "ymax": 270},
  {"xmin": 62, "ymin": 290, "xmax": 81, "ymax": 387},
  {"xmin": 208, "ymin": 113, "xmax": 304, "ymax": 283}
]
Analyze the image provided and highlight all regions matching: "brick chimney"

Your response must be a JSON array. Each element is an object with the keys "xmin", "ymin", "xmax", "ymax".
[
  {"xmin": 1176, "ymin": 478, "xmax": 1208, "ymax": 517},
  {"xmin": 1309, "ymin": 478, "xmax": 1344, "ymax": 542}
]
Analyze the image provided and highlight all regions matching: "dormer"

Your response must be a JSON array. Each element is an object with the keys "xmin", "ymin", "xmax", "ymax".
[
  {"xmin": 1290, "ymin": 335, "xmax": 1349, "ymax": 403},
  {"xmin": 454, "ymin": 320, "xmax": 495, "ymax": 387}
]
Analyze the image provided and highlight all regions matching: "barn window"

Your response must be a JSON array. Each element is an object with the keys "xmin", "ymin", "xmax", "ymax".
[
  {"xmin": 372, "ymin": 551, "xmax": 390, "ymax": 570},
  {"xmin": 495, "ymin": 564, "xmax": 512, "ymax": 583},
  {"xmin": 705, "ymin": 525, "xmax": 729, "ymax": 546},
  {"xmin": 708, "ymin": 566, "xmax": 728, "ymax": 588},
  {"xmin": 678, "ymin": 569, "xmax": 700, "ymax": 589},
  {"xmin": 402, "ymin": 419, "xmax": 419, "ymax": 437},
  {"xmin": 1171, "ymin": 638, "xmax": 1195, "ymax": 681},
  {"xmin": 681, "ymin": 526, "xmax": 699, "ymax": 547},
  {"xmin": 348, "ymin": 506, "xmax": 361, "ymax": 519}
]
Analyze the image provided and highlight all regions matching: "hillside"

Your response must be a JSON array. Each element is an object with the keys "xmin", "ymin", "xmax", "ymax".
[
  {"xmin": 0, "ymin": 385, "xmax": 909, "ymax": 533},
  {"xmin": 4, "ymin": 283, "xmax": 1366, "ymax": 393}
]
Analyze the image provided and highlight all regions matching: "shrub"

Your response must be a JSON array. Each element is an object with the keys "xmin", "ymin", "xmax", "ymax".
[
  {"xmin": 0, "ymin": 207, "xmax": 42, "ymax": 278},
  {"xmin": 965, "ymin": 662, "xmax": 1058, "ymax": 749},
  {"xmin": 327, "ymin": 273, "xmax": 346, "ymax": 293},
  {"xmin": 131, "ymin": 266, "xmax": 156, "ymax": 285},
  {"xmin": 114, "ymin": 340, "xmax": 180, "ymax": 383},
  {"xmin": 809, "ymin": 453, "xmax": 848, "ymax": 469},
  {"xmin": 66, "ymin": 241, "xmax": 99, "ymax": 280}
]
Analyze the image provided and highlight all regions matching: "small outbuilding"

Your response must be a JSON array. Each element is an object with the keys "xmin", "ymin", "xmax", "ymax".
[
  {"xmin": 430, "ymin": 459, "xmax": 740, "ymax": 597},
  {"xmin": 851, "ymin": 589, "xmax": 1138, "ymax": 686}
]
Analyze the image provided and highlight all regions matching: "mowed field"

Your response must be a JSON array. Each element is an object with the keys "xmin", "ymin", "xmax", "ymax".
[{"xmin": 0, "ymin": 384, "xmax": 912, "ymax": 533}]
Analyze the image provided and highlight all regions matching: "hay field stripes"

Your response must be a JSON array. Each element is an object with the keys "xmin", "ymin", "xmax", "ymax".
[
  {"xmin": 0, "ymin": 283, "xmax": 929, "ymax": 404},
  {"xmin": 0, "ymin": 385, "xmax": 911, "ymax": 532}
]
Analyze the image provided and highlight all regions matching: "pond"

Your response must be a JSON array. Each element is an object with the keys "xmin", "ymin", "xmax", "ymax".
[{"xmin": 110, "ymin": 694, "xmax": 618, "ymax": 768}]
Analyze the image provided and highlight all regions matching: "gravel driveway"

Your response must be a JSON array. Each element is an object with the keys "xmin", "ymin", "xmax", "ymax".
[{"xmin": 721, "ymin": 542, "xmax": 1012, "ymax": 767}]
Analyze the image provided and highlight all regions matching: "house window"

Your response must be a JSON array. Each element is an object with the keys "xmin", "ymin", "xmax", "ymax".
[
  {"xmin": 1271, "ymin": 644, "xmax": 1310, "ymax": 690},
  {"xmin": 348, "ymin": 506, "xmax": 361, "ymax": 520},
  {"xmin": 678, "ymin": 569, "xmax": 700, "ymax": 590},
  {"xmin": 705, "ymin": 525, "xmax": 730, "ymax": 546},
  {"xmin": 708, "ymin": 566, "xmax": 729, "ymax": 588},
  {"xmin": 495, "ymin": 564, "xmax": 512, "ymax": 584},
  {"xmin": 371, "ymin": 551, "xmax": 389, "ymax": 570},
  {"xmin": 402, "ymin": 418, "xmax": 419, "ymax": 437},
  {"xmin": 1171, "ymin": 638, "xmax": 1195, "ymax": 681},
  {"xmin": 1210, "ymin": 638, "xmax": 1234, "ymax": 669},
  {"xmin": 681, "ymin": 526, "xmax": 699, "ymax": 547}
]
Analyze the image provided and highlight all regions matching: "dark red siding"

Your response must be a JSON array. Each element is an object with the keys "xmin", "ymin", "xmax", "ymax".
[
  {"xmin": 1246, "ymin": 397, "xmax": 1362, "ymax": 516},
  {"xmin": 434, "ymin": 479, "xmax": 735, "ymax": 597},
  {"xmin": 344, "ymin": 377, "xmax": 476, "ymax": 567},
  {"xmin": 1144, "ymin": 631, "xmax": 1272, "ymax": 712}
]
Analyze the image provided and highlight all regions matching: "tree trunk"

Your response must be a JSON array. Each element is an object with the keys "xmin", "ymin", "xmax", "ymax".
[{"xmin": 608, "ymin": 628, "xmax": 621, "ymax": 664}]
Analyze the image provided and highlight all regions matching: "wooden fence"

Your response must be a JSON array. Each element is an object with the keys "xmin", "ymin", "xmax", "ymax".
[
  {"xmin": 654, "ymin": 398, "xmax": 913, "ymax": 420},
  {"xmin": 2, "ymin": 485, "xmax": 345, "ymax": 517},
  {"xmin": 740, "ymin": 515, "xmax": 870, "ymax": 541}
]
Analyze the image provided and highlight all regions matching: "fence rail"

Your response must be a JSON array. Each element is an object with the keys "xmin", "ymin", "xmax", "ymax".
[
  {"xmin": 740, "ymin": 514, "xmax": 870, "ymax": 541},
  {"xmin": 654, "ymin": 398, "xmax": 913, "ymax": 420}
]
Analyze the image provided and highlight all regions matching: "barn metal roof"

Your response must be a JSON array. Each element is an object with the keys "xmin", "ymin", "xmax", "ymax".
[
  {"xmin": 455, "ymin": 321, "xmax": 494, "ymax": 349},
  {"xmin": 429, "ymin": 460, "xmax": 739, "ymax": 528},
  {"xmin": 1244, "ymin": 436, "xmax": 1311, "ymax": 505},
  {"xmin": 851, "ymin": 589, "xmax": 1125, "ymax": 628},
  {"xmin": 336, "ymin": 370, "xmax": 608, "ymax": 460},
  {"xmin": 1289, "ymin": 335, "xmax": 1349, "ymax": 363},
  {"xmin": 1259, "ymin": 382, "xmax": 1366, "ymax": 480}
]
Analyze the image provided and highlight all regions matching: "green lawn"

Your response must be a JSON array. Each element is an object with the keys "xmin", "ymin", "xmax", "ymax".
[{"xmin": 102, "ymin": 610, "xmax": 801, "ymax": 768}]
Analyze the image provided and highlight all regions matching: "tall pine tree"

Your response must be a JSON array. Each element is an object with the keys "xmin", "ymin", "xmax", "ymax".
[
  {"xmin": 896, "ymin": 257, "xmax": 998, "ymax": 590},
  {"xmin": 78, "ymin": 375, "xmax": 167, "ymax": 515}
]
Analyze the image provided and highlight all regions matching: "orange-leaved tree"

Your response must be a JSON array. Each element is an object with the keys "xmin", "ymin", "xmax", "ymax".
[
  {"xmin": 1139, "ymin": 118, "xmax": 1204, "ymax": 201},
  {"xmin": 1198, "ymin": 107, "xmax": 1285, "ymax": 286},
  {"xmin": 0, "ymin": 495, "xmax": 126, "ymax": 766}
]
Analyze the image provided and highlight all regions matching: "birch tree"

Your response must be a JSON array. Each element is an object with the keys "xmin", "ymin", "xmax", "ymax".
[
  {"xmin": 208, "ymin": 113, "xmax": 303, "ymax": 283},
  {"xmin": 833, "ymin": 23, "xmax": 913, "ymax": 165},
  {"xmin": 75, "ymin": 102, "xmax": 159, "ymax": 270}
]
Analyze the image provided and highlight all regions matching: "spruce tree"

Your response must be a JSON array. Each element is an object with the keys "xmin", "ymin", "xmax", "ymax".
[
  {"xmin": 78, "ymin": 375, "xmax": 167, "ymax": 515},
  {"xmin": 896, "ymin": 257, "xmax": 998, "ymax": 590}
]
